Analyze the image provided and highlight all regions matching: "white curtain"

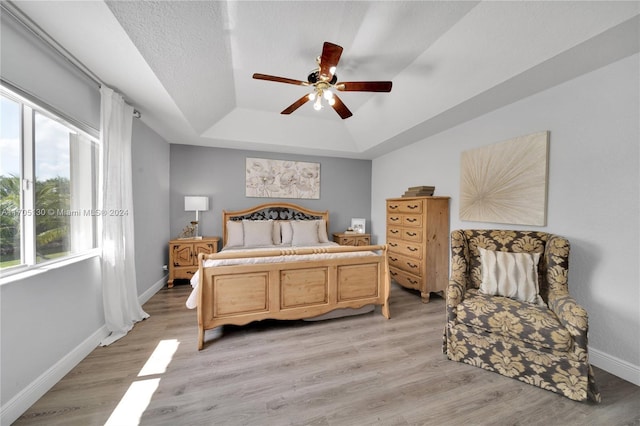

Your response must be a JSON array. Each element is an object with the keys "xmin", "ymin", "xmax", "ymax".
[{"xmin": 99, "ymin": 86, "xmax": 149, "ymax": 346}]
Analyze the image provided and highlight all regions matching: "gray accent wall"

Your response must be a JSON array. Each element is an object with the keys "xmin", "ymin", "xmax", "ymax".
[
  {"xmin": 170, "ymin": 145, "xmax": 372, "ymax": 244},
  {"xmin": 371, "ymin": 54, "xmax": 640, "ymax": 384},
  {"xmin": 132, "ymin": 120, "xmax": 171, "ymax": 294}
]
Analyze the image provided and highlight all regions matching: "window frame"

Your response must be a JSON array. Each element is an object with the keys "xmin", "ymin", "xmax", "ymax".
[{"xmin": 0, "ymin": 85, "xmax": 100, "ymax": 278}]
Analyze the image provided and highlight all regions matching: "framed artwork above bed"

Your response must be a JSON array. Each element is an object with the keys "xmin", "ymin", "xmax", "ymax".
[{"xmin": 245, "ymin": 158, "xmax": 320, "ymax": 199}]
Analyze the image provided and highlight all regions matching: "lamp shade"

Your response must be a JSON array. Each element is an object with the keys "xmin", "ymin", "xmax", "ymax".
[{"xmin": 184, "ymin": 196, "xmax": 209, "ymax": 211}]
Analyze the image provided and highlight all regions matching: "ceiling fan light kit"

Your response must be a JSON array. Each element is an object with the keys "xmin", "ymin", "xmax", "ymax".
[{"xmin": 252, "ymin": 41, "xmax": 392, "ymax": 119}]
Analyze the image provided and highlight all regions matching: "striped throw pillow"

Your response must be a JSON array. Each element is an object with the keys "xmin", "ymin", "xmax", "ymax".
[{"xmin": 478, "ymin": 247, "xmax": 544, "ymax": 305}]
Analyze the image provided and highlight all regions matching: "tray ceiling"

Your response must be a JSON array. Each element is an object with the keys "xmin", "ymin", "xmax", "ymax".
[{"xmin": 11, "ymin": 1, "xmax": 640, "ymax": 159}]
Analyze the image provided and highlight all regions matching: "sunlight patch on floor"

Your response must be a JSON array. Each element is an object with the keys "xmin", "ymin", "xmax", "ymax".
[
  {"xmin": 138, "ymin": 339, "xmax": 180, "ymax": 376},
  {"xmin": 105, "ymin": 378, "xmax": 160, "ymax": 426},
  {"xmin": 105, "ymin": 339, "xmax": 180, "ymax": 425}
]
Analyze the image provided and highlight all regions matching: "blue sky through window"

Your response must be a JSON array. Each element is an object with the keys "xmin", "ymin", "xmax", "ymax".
[{"xmin": 1, "ymin": 95, "xmax": 71, "ymax": 180}]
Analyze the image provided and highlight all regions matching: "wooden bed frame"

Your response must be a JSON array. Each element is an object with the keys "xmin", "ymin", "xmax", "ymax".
[{"xmin": 196, "ymin": 202, "xmax": 390, "ymax": 350}]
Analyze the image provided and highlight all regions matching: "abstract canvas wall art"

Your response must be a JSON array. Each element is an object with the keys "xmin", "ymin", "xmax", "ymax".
[
  {"xmin": 459, "ymin": 131, "xmax": 549, "ymax": 226},
  {"xmin": 246, "ymin": 158, "xmax": 320, "ymax": 199}
]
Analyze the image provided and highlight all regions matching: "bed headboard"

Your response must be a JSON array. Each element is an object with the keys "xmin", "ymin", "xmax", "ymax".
[{"xmin": 222, "ymin": 202, "xmax": 329, "ymax": 245}]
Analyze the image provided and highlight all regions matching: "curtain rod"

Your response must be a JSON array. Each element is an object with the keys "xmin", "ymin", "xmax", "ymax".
[{"xmin": 2, "ymin": 1, "xmax": 141, "ymax": 118}]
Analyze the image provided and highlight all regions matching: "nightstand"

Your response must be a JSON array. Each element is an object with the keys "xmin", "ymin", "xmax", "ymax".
[
  {"xmin": 168, "ymin": 237, "xmax": 220, "ymax": 288},
  {"xmin": 333, "ymin": 232, "xmax": 371, "ymax": 246}
]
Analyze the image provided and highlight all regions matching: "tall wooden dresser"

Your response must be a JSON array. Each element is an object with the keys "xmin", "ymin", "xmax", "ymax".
[{"xmin": 386, "ymin": 196, "xmax": 450, "ymax": 303}]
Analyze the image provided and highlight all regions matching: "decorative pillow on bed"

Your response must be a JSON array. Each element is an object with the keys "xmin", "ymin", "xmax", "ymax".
[
  {"xmin": 272, "ymin": 221, "xmax": 282, "ymax": 245},
  {"xmin": 225, "ymin": 220, "xmax": 244, "ymax": 247},
  {"xmin": 478, "ymin": 247, "xmax": 544, "ymax": 305},
  {"xmin": 317, "ymin": 219, "xmax": 329, "ymax": 243},
  {"xmin": 280, "ymin": 221, "xmax": 293, "ymax": 244},
  {"xmin": 242, "ymin": 220, "xmax": 274, "ymax": 247},
  {"xmin": 291, "ymin": 220, "xmax": 320, "ymax": 245}
]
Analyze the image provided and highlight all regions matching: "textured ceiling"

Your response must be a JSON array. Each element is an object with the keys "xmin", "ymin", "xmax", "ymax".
[{"xmin": 11, "ymin": 1, "xmax": 640, "ymax": 159}]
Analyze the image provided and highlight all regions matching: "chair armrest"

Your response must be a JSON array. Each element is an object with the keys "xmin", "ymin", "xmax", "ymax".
[
  {"xmin": 447, "ymin": 230, "xmax": 471, "ymax": 322},
  {"xmin": 548, "ymin": 290, "xmax": 589, "ymax": 353},
  {"xmin": 446, "ymin": 279, "xmax": 465, "ymax": 322}
]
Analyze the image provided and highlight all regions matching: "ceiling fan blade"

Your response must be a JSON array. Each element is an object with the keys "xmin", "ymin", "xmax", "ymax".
[
  {"xmin": 336, "ymin": 81, "xmax": 393, "ymax": 92},
  {"xmin": 253, "ymin": 73, "xmax": 308, "ymax": 86},
  {"xmin": 319, "ymin": 42, "xmax": 343, "ymax": 81},
  {"xmin": 281, "ymin": 94, "xmax": 311, "ymax": 115},
  {"xmin": 331, "ymin": 94, "xmax": 352, "ymax": 119}
]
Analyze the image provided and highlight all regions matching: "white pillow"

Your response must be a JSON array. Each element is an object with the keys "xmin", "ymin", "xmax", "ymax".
[
  {"xmin": 242, "ymin": 220, "xmax": 274, "ymax": 247},
  {"xmin": 280, "ymin": 221, "xmax": 293, "ymax": 244},
  {"xmin": 478, "ymin": 247, "xmax": 544, "ymax": 305},
  {"xmin": 225, "ymin": 220, "xmax": 244, "ymax": 247},
  {"xmin": 291, "ymin": 220, "xmax": 320, "ymax": 246},
  {"xmin": 317, "ymin": 219, "xmax": 329, "ymax": 243},
  {"xmin": 272, "ymin": 221, "xmax": 282, "ymax": 245}
]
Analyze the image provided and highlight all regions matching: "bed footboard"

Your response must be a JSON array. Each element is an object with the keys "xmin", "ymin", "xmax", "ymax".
[{"xmin": 196, "ymin": 245, "xmax": 390, "ymax": 350}]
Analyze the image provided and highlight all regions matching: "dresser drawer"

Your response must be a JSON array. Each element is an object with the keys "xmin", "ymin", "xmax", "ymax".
[
  {"xmin": 387, "ymin": 238, "xmax": 423, "ymax": 259},
  {"xmin": 402, "ymin": 215, "xmax": 423, "ymax": 228},
  {"xmin": 388, "ymin": 252, "xmax": 422, "ymax": 276},
  {"xmin": 387, "ymin": 199, "xmax": 424, "ymax": 214},
  {"xmin": 389, "ymin": 267, "xmax": 422, "ymax": 291},
  {"xmin": 387, "ymin": 214, "xmax": 402, "ymax": 225},
  {"xmin": 401, "ymin": 227, "xmax": 422, "ymax": 243},
  {"xmin": 387, "ymin": 226, "xmax": 402, "ymax": 239}
]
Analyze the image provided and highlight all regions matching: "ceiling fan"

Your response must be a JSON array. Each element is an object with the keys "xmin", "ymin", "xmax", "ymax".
[{"xmin": 252, "ymin": 41, "xmax": 392, "ymax": 119}]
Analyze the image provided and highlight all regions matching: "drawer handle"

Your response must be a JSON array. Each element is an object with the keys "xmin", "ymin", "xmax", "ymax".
[
  {"xmin": 406, "ymin": 232, "xmax": 417, "ymax": 237},
  {"xmin": 389, "ymin": 256, "xmax": 398, "ymax": 261},
  {"xmin": 406, "ymin": 218, "xmax": 417, "ymax": 223},
  {"xmin": 390, "ymin": 217, "xmax": 399, "ymax": 222},
  {"xmin": 407, "ymin": 263, "xmax": 418, "ymax": 269},
  {"xmin": 407, "ymin": 246, "xmax": 418, "ymax": 252},
  {"xmin": 390, "ymin": 229, "xmax": 399, "ymax": 234},
  {"xmin": 186, "ymin": 271, "xmax": 194, "ymax": 275},
  {"xmin": 408, "ymin": 278, "xmax": 418, "ymax": 285},
  {"xmin": 389, "ymin": 205, "xmax": 398, "ymax": 210},
  {"xmin": 390, "ymin": 271, "xmax": 398, "ymax": 276},
  {"xmin": 389, "ymin": 242, "xmax": 398, "ymax": 247},
  {"xmin": 408, "ymin": 205, "xmax": 419, "ymax": 210}
]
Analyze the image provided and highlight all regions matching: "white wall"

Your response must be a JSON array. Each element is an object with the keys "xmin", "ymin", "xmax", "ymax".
[{"xmin": 372, "ymin": 54, "xmax": 640, "ymax": 384}]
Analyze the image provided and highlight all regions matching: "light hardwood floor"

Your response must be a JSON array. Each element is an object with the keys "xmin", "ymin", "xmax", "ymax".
[{"xmin": 15, "ymin": 283, "xmax": 640, "ymax": 425}]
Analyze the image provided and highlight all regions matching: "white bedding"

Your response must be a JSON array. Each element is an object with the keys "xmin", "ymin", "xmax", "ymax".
[{"xmin": 186, "ymin": 242, "xmax": 377, "ymax": 309}]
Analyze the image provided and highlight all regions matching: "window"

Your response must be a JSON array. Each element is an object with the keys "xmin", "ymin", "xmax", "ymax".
[{"xmin": 0, "ymin": 87, "xmax": 99, "ymax": 272}]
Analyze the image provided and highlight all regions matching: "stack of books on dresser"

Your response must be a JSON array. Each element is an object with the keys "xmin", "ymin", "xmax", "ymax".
[{"xmin": 402, "ymin": 186, "xmax": 435, "ymax": 197}]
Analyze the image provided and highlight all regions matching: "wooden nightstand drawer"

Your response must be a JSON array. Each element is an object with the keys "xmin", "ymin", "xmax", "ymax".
[
  {"xmin": 333, "ymin": 233, "xmax": 371, "ymax": 246},
  {"xmin": 172, "ymin": 267, "xmax": 198, "ymax": 280}
]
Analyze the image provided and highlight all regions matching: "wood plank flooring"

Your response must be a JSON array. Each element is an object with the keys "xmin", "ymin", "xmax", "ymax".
[{"xmin": 14, "ymin": 283, "xmax": 640, "ymax": 425}]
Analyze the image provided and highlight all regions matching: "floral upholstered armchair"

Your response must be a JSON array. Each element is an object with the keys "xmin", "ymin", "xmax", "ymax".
[{"xmin": 443, "ymin": 230, "xmax": 600, "ymax": 402}]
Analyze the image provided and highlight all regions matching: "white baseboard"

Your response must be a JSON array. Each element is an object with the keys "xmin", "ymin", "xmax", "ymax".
[
  {"xmin": 139, "ymin": 274, "xmax": 168, "ymax": 305},
  {"xmin": 0, "ymin": 325, "xmax": 109, "ymax": 426},
  {"xmin": 0, "ymin": 275, "xmax": 167, "ymax": 425},
  {"xmin": 590, "ymin": 346, "xmax": 640, "ymax": 386}
]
